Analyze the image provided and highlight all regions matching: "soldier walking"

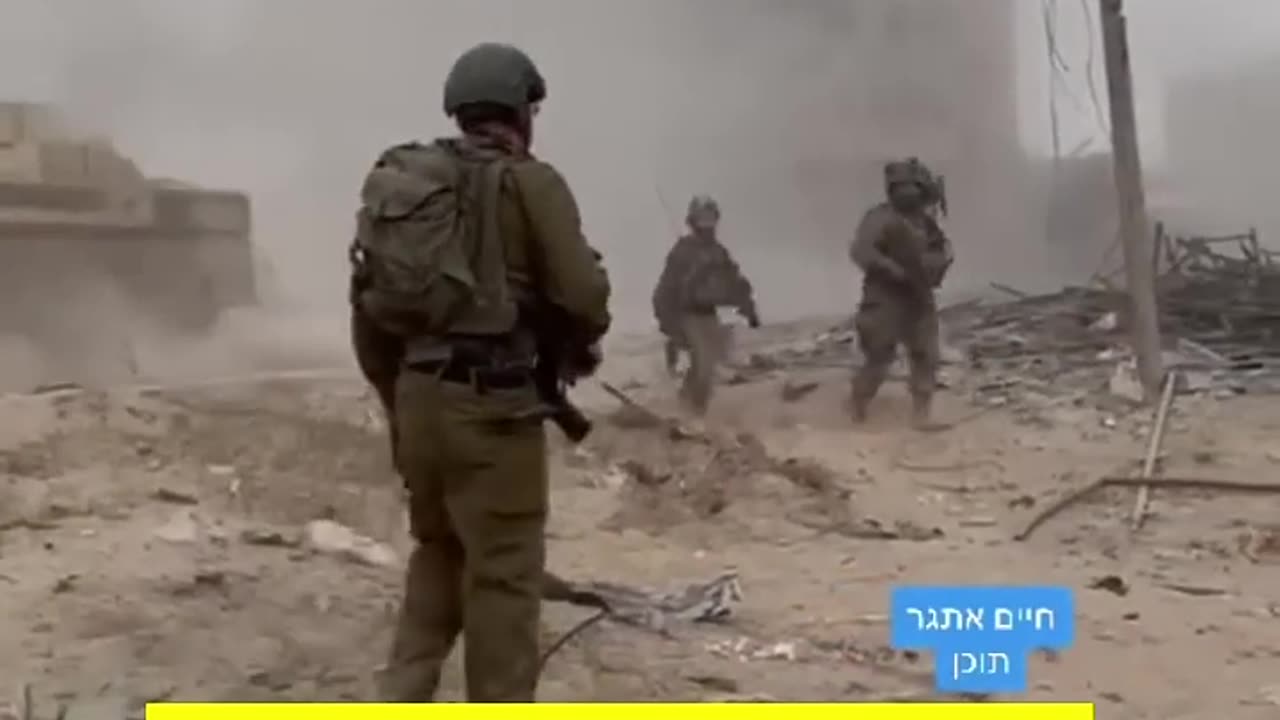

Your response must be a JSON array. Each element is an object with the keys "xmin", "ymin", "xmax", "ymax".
[
  {"xmin": 848, "ymin": 158, "xmax": 953, "ymax": 429},
  {"xmin": 651, "ymin": 195, "xmax": 759, "ymax": 414}
]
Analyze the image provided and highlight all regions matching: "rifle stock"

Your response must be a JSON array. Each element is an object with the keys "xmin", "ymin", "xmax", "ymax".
[
  {"xmin": 534, "ymin": 353, "xmax": 592, "ymax": 443},
  {"xmin": 531, "ymin": 307, "xmax": 595, "ymax": 444}
]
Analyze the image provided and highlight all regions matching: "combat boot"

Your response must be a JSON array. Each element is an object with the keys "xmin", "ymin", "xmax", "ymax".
[
  {"xmin": 849, "ymin": 392, "xmax": 871, "ymax": 423},
  {"xmin": 910, "ymin": 392, "xmax": 938, "ymax": 431}
]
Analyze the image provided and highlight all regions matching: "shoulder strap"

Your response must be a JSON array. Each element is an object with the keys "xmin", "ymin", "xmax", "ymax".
[
  {"xmin": 503, "ymin": 162, "xmax": 551, "ymax": 296},
  {"xmin": 470, "ymin": 159, "xmax": 512, "ymax": 311}
]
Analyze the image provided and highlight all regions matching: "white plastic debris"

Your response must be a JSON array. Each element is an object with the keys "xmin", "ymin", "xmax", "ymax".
[
  {"xmin": 304, "ymin": 519, "xmax": 399, "ymax": 568},
  {"xmin": 1108, "ymin": 360, "xmax": 1144, "ymax": 403},
  {"xmin": 153, "ymin": 510, "xmax": 202, "ymax": 544},
  {"xmin": 1090, "ymin": 312, "xmax": 1119, "ymax": 332},
  {"xmin": 751, "ymin": 641, "xmax": 798, "ymax": 661}
]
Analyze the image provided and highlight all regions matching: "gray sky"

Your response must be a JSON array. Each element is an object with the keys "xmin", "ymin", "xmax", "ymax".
[
  {"xmin": 1017, "ymin": 0, "xmax": 1280, "ymax": 164},
  {"xmin": 7, "ymin": 0, "xmax": 1277, "ymax": 160}
]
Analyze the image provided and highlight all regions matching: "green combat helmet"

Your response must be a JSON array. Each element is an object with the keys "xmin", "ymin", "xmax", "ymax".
[
  {"xmin": 883, "ymin": 157, "xmax": 928, "ymax": 190},
  {"xmin": 442, "ymin": 42, "xmax": 547, "ymax": 116},
  {"xmin": 686, "ymin": 195, "xmax": 721, "ymax": 224},
  {"xmin": 884, "ymin": 157, "xmax": 946, "ymax": 215}
]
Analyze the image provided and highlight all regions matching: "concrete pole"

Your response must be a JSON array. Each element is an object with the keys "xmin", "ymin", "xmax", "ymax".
[{"xmin": 1099, "ymin": 0, "xmax": 1163, "ymax": 400}]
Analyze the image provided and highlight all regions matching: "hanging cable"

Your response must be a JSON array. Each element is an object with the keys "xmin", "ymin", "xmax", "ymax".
[
  {"xmin": 1041, "ymin": 0, "xmax": 1065, "ymax": 162},
  {"xmin": 1078, "ymin": 0, "xmax": 1112, "ymax": 137},
  {"xmin": 1043, "ymin": 0, "xmax": 1091, "ymax": 122}
]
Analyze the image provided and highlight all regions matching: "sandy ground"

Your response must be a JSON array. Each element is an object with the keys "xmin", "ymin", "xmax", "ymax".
[{"xmin": 1, "ymin": 316, "xmax": 1279, "ymax": 717}]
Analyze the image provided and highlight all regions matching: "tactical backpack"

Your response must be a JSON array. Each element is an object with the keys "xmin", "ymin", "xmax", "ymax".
[{"xmin": 349, "ymin": 140, "xmax": 515, "ymax": 339}]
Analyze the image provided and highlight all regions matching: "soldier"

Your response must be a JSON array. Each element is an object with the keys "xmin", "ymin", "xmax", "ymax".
[
  {"xmin": 651, "ymin": 282, "xmax": 687, "ymax": 378},
  {"xmin": 350, "ymin": 42, "xmax": 611, "ymax": 701},
  {"xmin": 848, "ymin": 158, "xmax": 953, "ymax": 429},
  {"xmin": 651, "ymin": 195, "xmax": 759, "ymax": 414}
]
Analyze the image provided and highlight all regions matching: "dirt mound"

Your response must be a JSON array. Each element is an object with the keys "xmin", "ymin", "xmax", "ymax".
[{"xmin": 2, "ymin": 327, "xmax": 1280, "ymax": 708}]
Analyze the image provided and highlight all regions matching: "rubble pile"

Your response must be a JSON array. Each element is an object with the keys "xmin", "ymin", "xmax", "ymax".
[
  {"xmin": 738, "ymin": 231, "xmax": 1280, "ymax": 402},
  {"xmin": 963, "ymin": 231, "xmax": 1280, "ymax": 396}
]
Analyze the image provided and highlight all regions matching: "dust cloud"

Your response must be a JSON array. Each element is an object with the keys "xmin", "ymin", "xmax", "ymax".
[
  {"xmin": 36, "ymin": 0, "xmax": 955, "ymax": 324},
  {"xmin": 4, "ymin": 0, "xmax": 1273, "ymax": 390}
]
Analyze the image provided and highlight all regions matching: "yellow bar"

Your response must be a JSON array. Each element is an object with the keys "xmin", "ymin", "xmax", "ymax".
[{"xmin": 146, "ymin": 702, "xmax": 1095, "ymax": 720}]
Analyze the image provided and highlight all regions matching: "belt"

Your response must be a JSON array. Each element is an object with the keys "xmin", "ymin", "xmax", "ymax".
[{"xmin": 409, "ymin": 359, "xmax": 532, "ymax": 391}]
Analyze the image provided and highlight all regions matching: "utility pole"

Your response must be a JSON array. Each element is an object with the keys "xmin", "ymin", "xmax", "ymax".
[{"xmin": 1099, "ymin": 0, "xmax": 1163, "ymax": 400}]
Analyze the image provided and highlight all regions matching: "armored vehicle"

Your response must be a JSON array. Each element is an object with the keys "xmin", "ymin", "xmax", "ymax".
[{"xmin": 0, "ymin": 101, "xmax": 258, "ymax": 365}]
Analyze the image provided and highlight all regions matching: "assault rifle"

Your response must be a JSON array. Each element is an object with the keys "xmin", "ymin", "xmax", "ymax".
[
  {"xmin": 529, "ymin": 304, "xmax": 595, "ymax": 444},
  {"xmin": 534, "ymin": 333, "xmax": 594, "ymax": 444}
]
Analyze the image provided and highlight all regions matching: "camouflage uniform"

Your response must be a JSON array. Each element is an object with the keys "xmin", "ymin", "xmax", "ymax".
[
  {"xmin": 354, "ymin": 43, "xmax": 611, "ymax": 702},
  {"xmin": 848, "ymin": 158, "xmax": 953, "ymax": 428},
  {"xmin": 651, "ymin": 195, "xmax": 758, "ymax": 414}
]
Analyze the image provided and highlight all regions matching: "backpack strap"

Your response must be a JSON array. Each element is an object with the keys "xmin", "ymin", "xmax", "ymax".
[
  {"xmin": 444, "ymin": 156, "xmax": 519, "ymax": 336},
  {"xmin": 472, "ymin": 159, "xmax": 511, "ymax": 312}
]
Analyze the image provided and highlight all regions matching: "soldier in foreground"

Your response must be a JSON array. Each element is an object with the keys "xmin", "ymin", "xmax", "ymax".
[
  {"xmin": 651, "ymin": 195, "xmax": 759, "ymax": 414},
  {"xmin": 348, "ymin": 42, "xmax": 611, "ymax": 701},
  {"xmin": 848, "ymin": 158, "xmax": 953, "ymax": 429}
]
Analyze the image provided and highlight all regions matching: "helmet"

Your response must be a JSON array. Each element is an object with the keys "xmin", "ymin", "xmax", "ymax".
[
  {"xmin": 686, "ymin": 194, "xmax": 720, "ymax": 223},
  {"xmin": 884, "ymin": 157, "xmax": 930, "ymax": 189},
  {"xmin": 442, "ymin": 43, "xmax": 547, "ymax": 116}
]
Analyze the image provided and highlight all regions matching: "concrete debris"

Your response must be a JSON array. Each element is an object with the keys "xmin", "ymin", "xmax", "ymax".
[
  {"xmin": 303, "ymin": 519, "xmax": 398, "ymax": 568},
  {"xmin": 751, "ymin": 641, "xmax": 799, "ymax": 661},
  {"xmin": 1257, "ymin": 684, "xmax": 1280, "ymax": 706},
  {"xmin": 239, "ymin": 527, "xmax": 298, "ymax": 548},
  {"xmin": 732, "ymin": 234, "xmax": 1280, "ymax": 412},
  {"xmin": 705, "ymin": 637, "xmax": 799, "ymax": 663},
  {"xmin": 1108, "ymin": 360, "xmax": 1145, "ymax": 403},
  {"xmin": 595, "ymin": 465, "xmax": 632, "ymax": 490},
  {"xmin": 152, "ymin": 510, "xmax": 202, "ymax": 544}
]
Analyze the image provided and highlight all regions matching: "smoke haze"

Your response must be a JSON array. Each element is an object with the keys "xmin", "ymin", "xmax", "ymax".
[{"xmin": 0, "ymin": 0, "xmax": 1278, "ymax": 385}]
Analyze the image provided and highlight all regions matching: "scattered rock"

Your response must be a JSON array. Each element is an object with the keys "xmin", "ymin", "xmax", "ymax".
[
  {"xmin": 304, "ymin": 519, "xmax": 398, "ymax": 568},
  {"xmin": 170, "ymin": 571, "xmax": 229, "ymax": 598},
  {"xmin": 62, "ymin": 695, "xmax": 133, "ymax": 720},
  {"xmin": 1088, "ymin": 575, "xmax": 1130, "ymax": 596},
  {"xmin": 686, "ymin": 674, "xmax": 739, "ymax": 693},
  {"xmin": 1256, "ymin": 684, "xmax": 1280, "ymax": 706},
  {"xmin": 1109, "ymin": 360, "xmax": 1144, "ymax": 404},
  {"xmin": 751, "ymin": 641, "xmax": 799, "ymax": 661},
  {"xmin": 52, "ymin": 574, "xmax": 78, "ymax": 594},
  {"xmin": 240, "ymin": 527, "xmax": 298, "ymax": 548},
  {"xmin": 780, "ymin": 381, "xmax": 819, "ymax": 403},
  {"xmin": 1239, "ymin": 525, "xmax": 1280, "ymax": 563},
  {"xmin": 616, "ymin": 460, "xmax": 668, "ymax": 487},
  {"xmin": 1191, "ymin": 450, "xmax": 1217, "ymax": 465},
  {"xmin": 153, "ymin": 511, "xmax": 202, "ymax": 544},
  {"xmin": 150, "ymin": 488, "xmax": 198, "ymax": 506}
]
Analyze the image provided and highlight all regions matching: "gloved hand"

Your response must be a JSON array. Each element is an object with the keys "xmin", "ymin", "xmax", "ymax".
[
  {"xmin": 584, "ymin": 343, "xmax": 603, "ymax": 371},
  {"xmin": 566, "ymin": 343, "xmax": 603, "ymax": 380},
  {"xmin": 923, "ymin": 255, "xmax": 953, "ymax": 288}
]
